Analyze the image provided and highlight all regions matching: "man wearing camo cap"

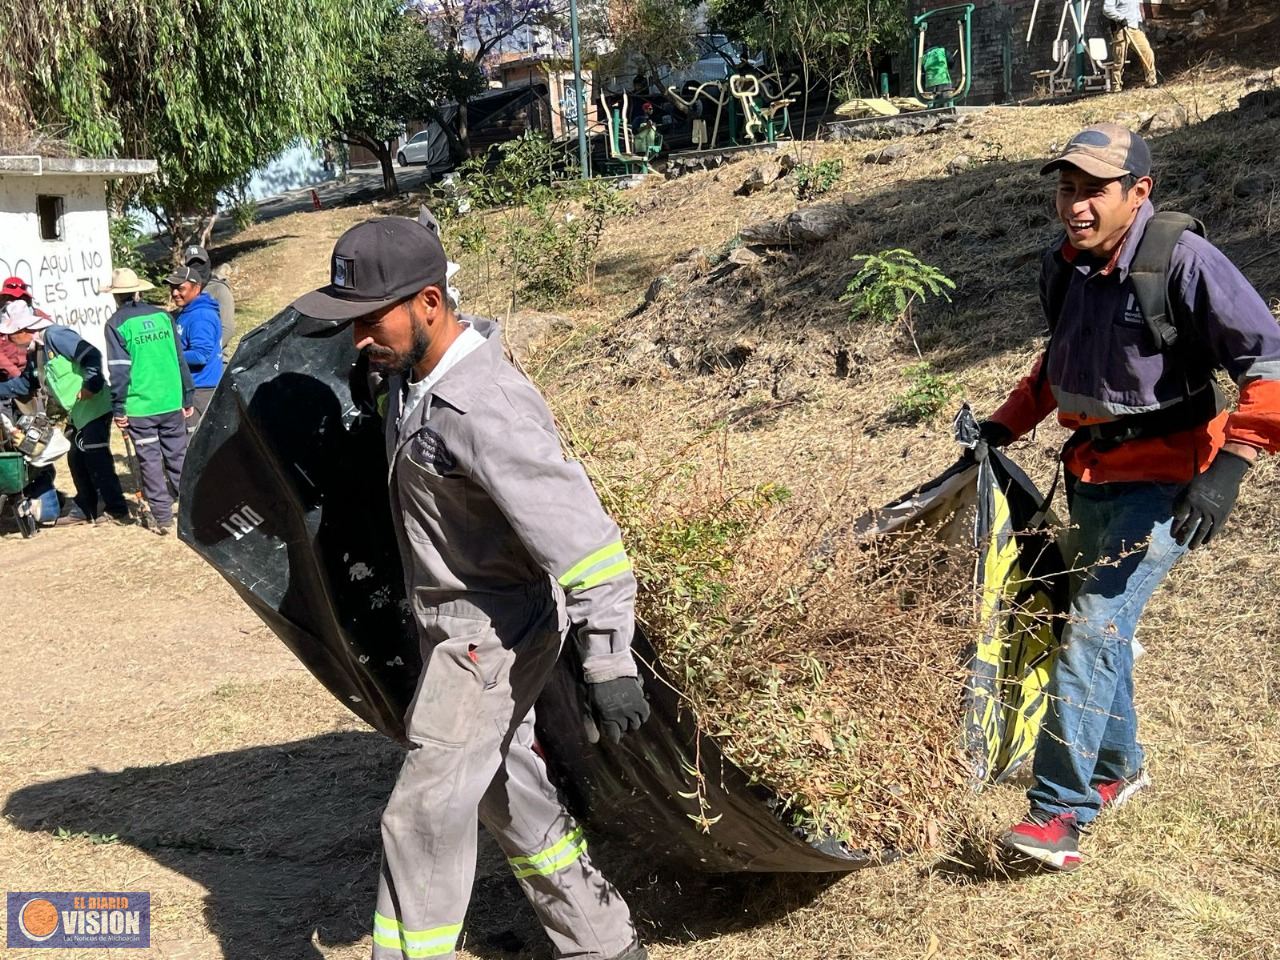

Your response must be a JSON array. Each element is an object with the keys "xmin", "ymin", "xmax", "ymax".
[{"xmin": 973, "ymin": 123, "xmax": 1280, "ymax": 871}]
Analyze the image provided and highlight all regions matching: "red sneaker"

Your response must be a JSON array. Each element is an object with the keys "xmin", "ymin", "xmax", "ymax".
[
  {"xmin": 999, "ymin": 811, "xmax": 1081, "ymax": 872},
  {"xmin": 1096, "ymin": 769, "xmax": 1151, "ymax": 812}
]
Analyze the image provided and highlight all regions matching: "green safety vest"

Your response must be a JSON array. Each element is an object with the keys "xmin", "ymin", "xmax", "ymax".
[
  {"xmin": 44, "ymin": 352, "xmax": 113, "ymax": 429},
  {"xmin": 118, "ymin": 309, "xmax": 185, "ymax": 417},
  {"xmin": 923, "ymin": 47, "xmax": 952, "ymax": 89}
]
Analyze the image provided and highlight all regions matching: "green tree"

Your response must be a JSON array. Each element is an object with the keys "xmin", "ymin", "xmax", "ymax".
[
  {"xmin": 709, "ymin": 0, "xmax": 909, "ymax": 122},
  {"xmin": 3, "ymin": 0, "xmax": 387, "ymax": 255},
  {"xmin": 337, "ymin": 14, "xmax": 486, "ymax": 197},
  {"xmin": 589, "ymin": 0, "xmax": 699, "ymax": 91},
  {"xmin": 411, "ymin": 0, "xmax": 559, "ymax": 158}
]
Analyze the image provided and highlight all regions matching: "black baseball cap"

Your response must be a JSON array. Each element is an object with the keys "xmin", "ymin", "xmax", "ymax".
[
  {"xmin": 184, "ymin": 244, "xmax": 210, "ymax": 264},
  {"xmin": 292, "ymin": 217, "xmax": 448, "ymax": 324},
  {"xmin": 164, "ymin": 264, "xmax": 204, "ymax": 286}
]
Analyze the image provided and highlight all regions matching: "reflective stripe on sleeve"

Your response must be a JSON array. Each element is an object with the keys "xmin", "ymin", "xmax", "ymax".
[{"xmin": 558, "ymin": 541, "xmax": 630, "ymax": 591}]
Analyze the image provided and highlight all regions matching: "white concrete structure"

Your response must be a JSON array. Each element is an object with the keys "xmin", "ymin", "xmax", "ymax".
[{"xmin": 0, "ymin": 155, "xmax": 157, "ymax": 356}]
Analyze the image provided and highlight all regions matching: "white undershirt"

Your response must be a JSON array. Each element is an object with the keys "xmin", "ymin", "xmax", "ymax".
[{"xmin": 399, "ymin": 321, "xmax": 485, "ymax": 427}]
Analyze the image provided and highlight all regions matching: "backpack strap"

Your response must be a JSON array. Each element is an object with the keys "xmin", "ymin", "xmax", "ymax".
[
  {"xmin": 1128, "ymin": 211, "xmax": 1205, "ymax": 351},
  {"xmin": 1040, "ymin": 241, "xmax": 1073, "ymax": 338},
  {"xmin": 1035, "ymin": 241, "xmax": 1073, "ymax": 390}
]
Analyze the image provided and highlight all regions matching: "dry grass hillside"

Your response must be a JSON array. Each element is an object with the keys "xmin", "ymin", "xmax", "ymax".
[{"xmin": 2, "ymin": 53, "xmax": 1279, "ymax": 960}]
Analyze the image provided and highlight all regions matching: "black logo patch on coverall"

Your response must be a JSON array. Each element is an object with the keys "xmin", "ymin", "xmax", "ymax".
[{"xmin": 412, "ymin": 427, "xmax": 457, "ymax": 473}]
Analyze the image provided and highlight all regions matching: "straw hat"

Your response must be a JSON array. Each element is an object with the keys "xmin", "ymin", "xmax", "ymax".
[{"xmin": 103, "ymin": 267, "xmax": 155, "ymax": 295}]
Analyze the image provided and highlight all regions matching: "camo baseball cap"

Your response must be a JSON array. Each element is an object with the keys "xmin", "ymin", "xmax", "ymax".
[{"xmin": 1040, "ymin": 123, "xmax": 1152, "ymax": 180}]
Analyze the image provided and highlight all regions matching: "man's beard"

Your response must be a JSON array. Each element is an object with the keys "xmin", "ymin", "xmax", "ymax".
[{"xmin": 366, "ymin": 310, "xmax": 430, "ymax": 376}]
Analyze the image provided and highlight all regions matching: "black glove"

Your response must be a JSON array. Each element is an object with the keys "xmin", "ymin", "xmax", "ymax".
[
  {"xmin": 1171, "ymin": 449, "xmax": 1252, "ymax": 550},
  {"xmin": 964, "ymin": 420, "xmax": 1014, "ymax": 463},
  {"xmin": 979, "ymin": 420, "xmax": 1014, "ymax": 448},
  {"xmin": 583, "ymin": 676, "xmax": 650, "ymax": 744}
]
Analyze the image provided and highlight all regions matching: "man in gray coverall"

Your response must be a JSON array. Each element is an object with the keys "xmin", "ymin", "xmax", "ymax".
[{"xmin": 293, "ymin": 218, "xmax": 651, "ymax": 960}]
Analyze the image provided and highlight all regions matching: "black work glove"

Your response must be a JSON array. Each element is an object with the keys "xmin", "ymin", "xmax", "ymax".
[
  {"xmin": 979, "ymin": 420, "xmax": 1014, "ymax": 448},
  {"xmin": 964, "ymin": 420, "xmax": 1014, "ymax": 464},
  {"xmin": 583, "ymin": 676, "xmax": 650, "ymax": 744},
  {"xmin": 1171, "ymin": 449, "xmax": 1252, "ymax": 550}
]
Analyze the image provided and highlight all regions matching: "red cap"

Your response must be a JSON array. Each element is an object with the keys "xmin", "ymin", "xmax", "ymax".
[{"xmin": 1, "ymin": 277, "xmax": 30, "ymax": 297}]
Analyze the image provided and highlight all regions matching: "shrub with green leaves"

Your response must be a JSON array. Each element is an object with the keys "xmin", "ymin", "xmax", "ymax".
[
  {"xmin": 108, "ymin": 212, "xmax": 149, "ymax": 276},
  {"xmin": 502, "ymin": 179, "xmax": 628, "ymax": 306},
  {"xmin": 840, "ymin": 248, "xmax": 955, "ymax": 359},
  {"xmin": 459, "ymin": 132, "xmax": 566, "ymax": 209},
  {"xmin": 890, "ymin": 362, "xmax": 960, "ymax": 423},
  {"xmin": 450, "ymin": 175, "xmax": 628, "ymax": 309},
  {"xmin": 791, "ymin": 158, "xmax": 844, "ymax": 199}
]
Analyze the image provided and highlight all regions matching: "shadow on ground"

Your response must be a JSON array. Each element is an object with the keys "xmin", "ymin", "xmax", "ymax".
[
  {"xmin": 5, "ymin": 732, "xmax": 842, "ymax": 959},
  {"xmin": 210, "ymin": 234, "xmax": 299, "ymax": 266}
]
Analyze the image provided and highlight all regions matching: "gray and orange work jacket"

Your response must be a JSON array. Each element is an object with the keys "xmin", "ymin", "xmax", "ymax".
[
  {"xmin": 992, "ymin": 202, "xmax": 1280, "ymax": 484},
  {"xmin": 384, "ymin": 317, "xmax": 639, "ymax": 683}
]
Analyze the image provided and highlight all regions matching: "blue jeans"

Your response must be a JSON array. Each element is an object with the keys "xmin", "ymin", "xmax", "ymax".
[{"xmin": 1028, "ymin": 479, "xmax": 1187, "ymax": 824}]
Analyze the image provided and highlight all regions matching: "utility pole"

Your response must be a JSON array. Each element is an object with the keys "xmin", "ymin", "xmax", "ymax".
[
  {"xmin": 569, "ymin": 0, "xmax": 589, "ymax": 178},
  {"xmin": 1074, "ymin": 0, "xmax": 1087, "ymax": 92}
]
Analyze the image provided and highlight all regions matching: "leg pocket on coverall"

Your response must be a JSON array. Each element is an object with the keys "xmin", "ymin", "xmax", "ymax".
[
  {"xmin": 407, "ymin": 611, "xmax": 524, "ymax": 747},
  {"xmin": 406, "ymin": 624, "xmax": 492, "ymax": 747}
]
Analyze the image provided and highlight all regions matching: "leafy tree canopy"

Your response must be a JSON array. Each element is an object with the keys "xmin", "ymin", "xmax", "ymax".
[
  {"xmin": 708, "ymin": 0, "xmax": 909, "ymax": 91},
  {"xmin": 338, "ymin": 13, "xmax": 487, "ymax": 195},
  {"xmin": 4, "ymin": 0, "xmax": 390, "ymax": 242}
]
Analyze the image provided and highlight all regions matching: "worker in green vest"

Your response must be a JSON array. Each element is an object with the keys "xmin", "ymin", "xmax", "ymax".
[
  {"xmin": 0, "ymin": 298, "xmax": 132, "ymax": 525},
  {"xmin": 103, "ymin": 268, "xmax": 194, "ymax": 535}
]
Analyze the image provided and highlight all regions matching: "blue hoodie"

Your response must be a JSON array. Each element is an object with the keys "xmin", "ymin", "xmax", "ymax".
[{"xmin": 177, "ymin": 291, "xmax": 223, "ymax": 388}]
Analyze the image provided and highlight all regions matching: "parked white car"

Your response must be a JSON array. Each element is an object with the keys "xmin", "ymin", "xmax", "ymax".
[{"xmin": 397, "ymin": 127, "xmax": 445, "ymax": 167}]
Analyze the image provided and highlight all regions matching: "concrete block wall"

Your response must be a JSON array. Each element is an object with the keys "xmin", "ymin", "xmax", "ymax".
[{"xmin": 902, "ymin": 0, "xmax": 1111, "ymax": 103}]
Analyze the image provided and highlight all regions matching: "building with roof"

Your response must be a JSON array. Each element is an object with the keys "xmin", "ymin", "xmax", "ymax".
[{"xmin": 0, "ymin": 154, "xmax": 156, "ymax": 354}]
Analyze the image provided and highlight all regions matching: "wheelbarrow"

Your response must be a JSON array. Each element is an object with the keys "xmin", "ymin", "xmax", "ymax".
[{"xmin": 0, "ymin": 450, "xmax": 37, "ymax": 538}]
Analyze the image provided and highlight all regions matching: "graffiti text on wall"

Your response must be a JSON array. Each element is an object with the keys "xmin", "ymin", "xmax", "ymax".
[{"xmin": 0, "ymin": 249, "xmax": 113, "ymax": 330}]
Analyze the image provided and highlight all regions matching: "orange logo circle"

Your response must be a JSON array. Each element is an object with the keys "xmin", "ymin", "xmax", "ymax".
[{"xmin": 20, "ymin": 898, "xmax": 59, "ymax": 940}]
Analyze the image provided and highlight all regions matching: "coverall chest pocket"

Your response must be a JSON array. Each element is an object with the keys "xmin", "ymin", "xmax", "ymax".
[{"xmin": 399, "ymin": 429, "xmax": 469, "ymax": 543}]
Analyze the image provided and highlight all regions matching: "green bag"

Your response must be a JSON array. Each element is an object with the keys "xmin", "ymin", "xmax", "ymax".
[
  {"xmin": 44, "ymin": 353, "xmax": 112, "ymax": 429},
  {"xmin": 923, "ymin": 46, "xmax": 952, "ymax": 89}
]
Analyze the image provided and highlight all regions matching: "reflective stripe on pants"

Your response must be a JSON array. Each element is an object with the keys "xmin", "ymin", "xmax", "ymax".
[
  {"xmin": 372, "ymin": 585, "xmax": 636, "ymax": 960},
  {"xmin": 127, "ymin": 410, "xmax": 187, "ymax": 525}
]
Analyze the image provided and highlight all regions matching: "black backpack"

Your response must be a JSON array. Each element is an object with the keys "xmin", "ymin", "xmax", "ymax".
[
  {"xmin": 1040, "ymin": 211, "xmax": 1220, "ymax": 450},
  {"xmin": 1042, "ymin": 210, "xmax": 1205, "ymax": 353}
]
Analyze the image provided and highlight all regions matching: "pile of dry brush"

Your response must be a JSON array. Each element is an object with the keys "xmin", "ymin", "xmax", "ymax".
[{"xmin": 591, "ymin": 446, "xmax": 989, "ymax": 854}]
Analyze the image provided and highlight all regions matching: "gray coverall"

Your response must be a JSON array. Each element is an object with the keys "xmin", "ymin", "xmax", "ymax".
[{"xmin": 373, "ymin": 316, "xmax": 639, "ymax": 960}]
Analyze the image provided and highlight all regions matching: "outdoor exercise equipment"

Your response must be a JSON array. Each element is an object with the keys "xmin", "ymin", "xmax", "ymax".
[
  {"xmin": 1027, "ymin": 0, "xmax": 1112, "ymax": 96},
  {"xmin": 665, "ymin": 80, "xmax": 731, "ymax": 151},
  {"xmin": 728, "ymin": 73, "xmax": 798, "ymax": 143},
  {"xmin": 599, "ymin": 91, "xmax": 661, "ymax": 175},
  {"xmin": 757, "ymin": 71, "xmax": 801, "ymax": 140},
  {"xmin": 913, "ymin": 3, "xmax": 975, "ymax": 106}
]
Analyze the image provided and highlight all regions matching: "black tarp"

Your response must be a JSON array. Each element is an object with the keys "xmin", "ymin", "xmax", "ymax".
[{"xmin": 180, "ymin": 307, "xmax": 1063, "ymax": 873}]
